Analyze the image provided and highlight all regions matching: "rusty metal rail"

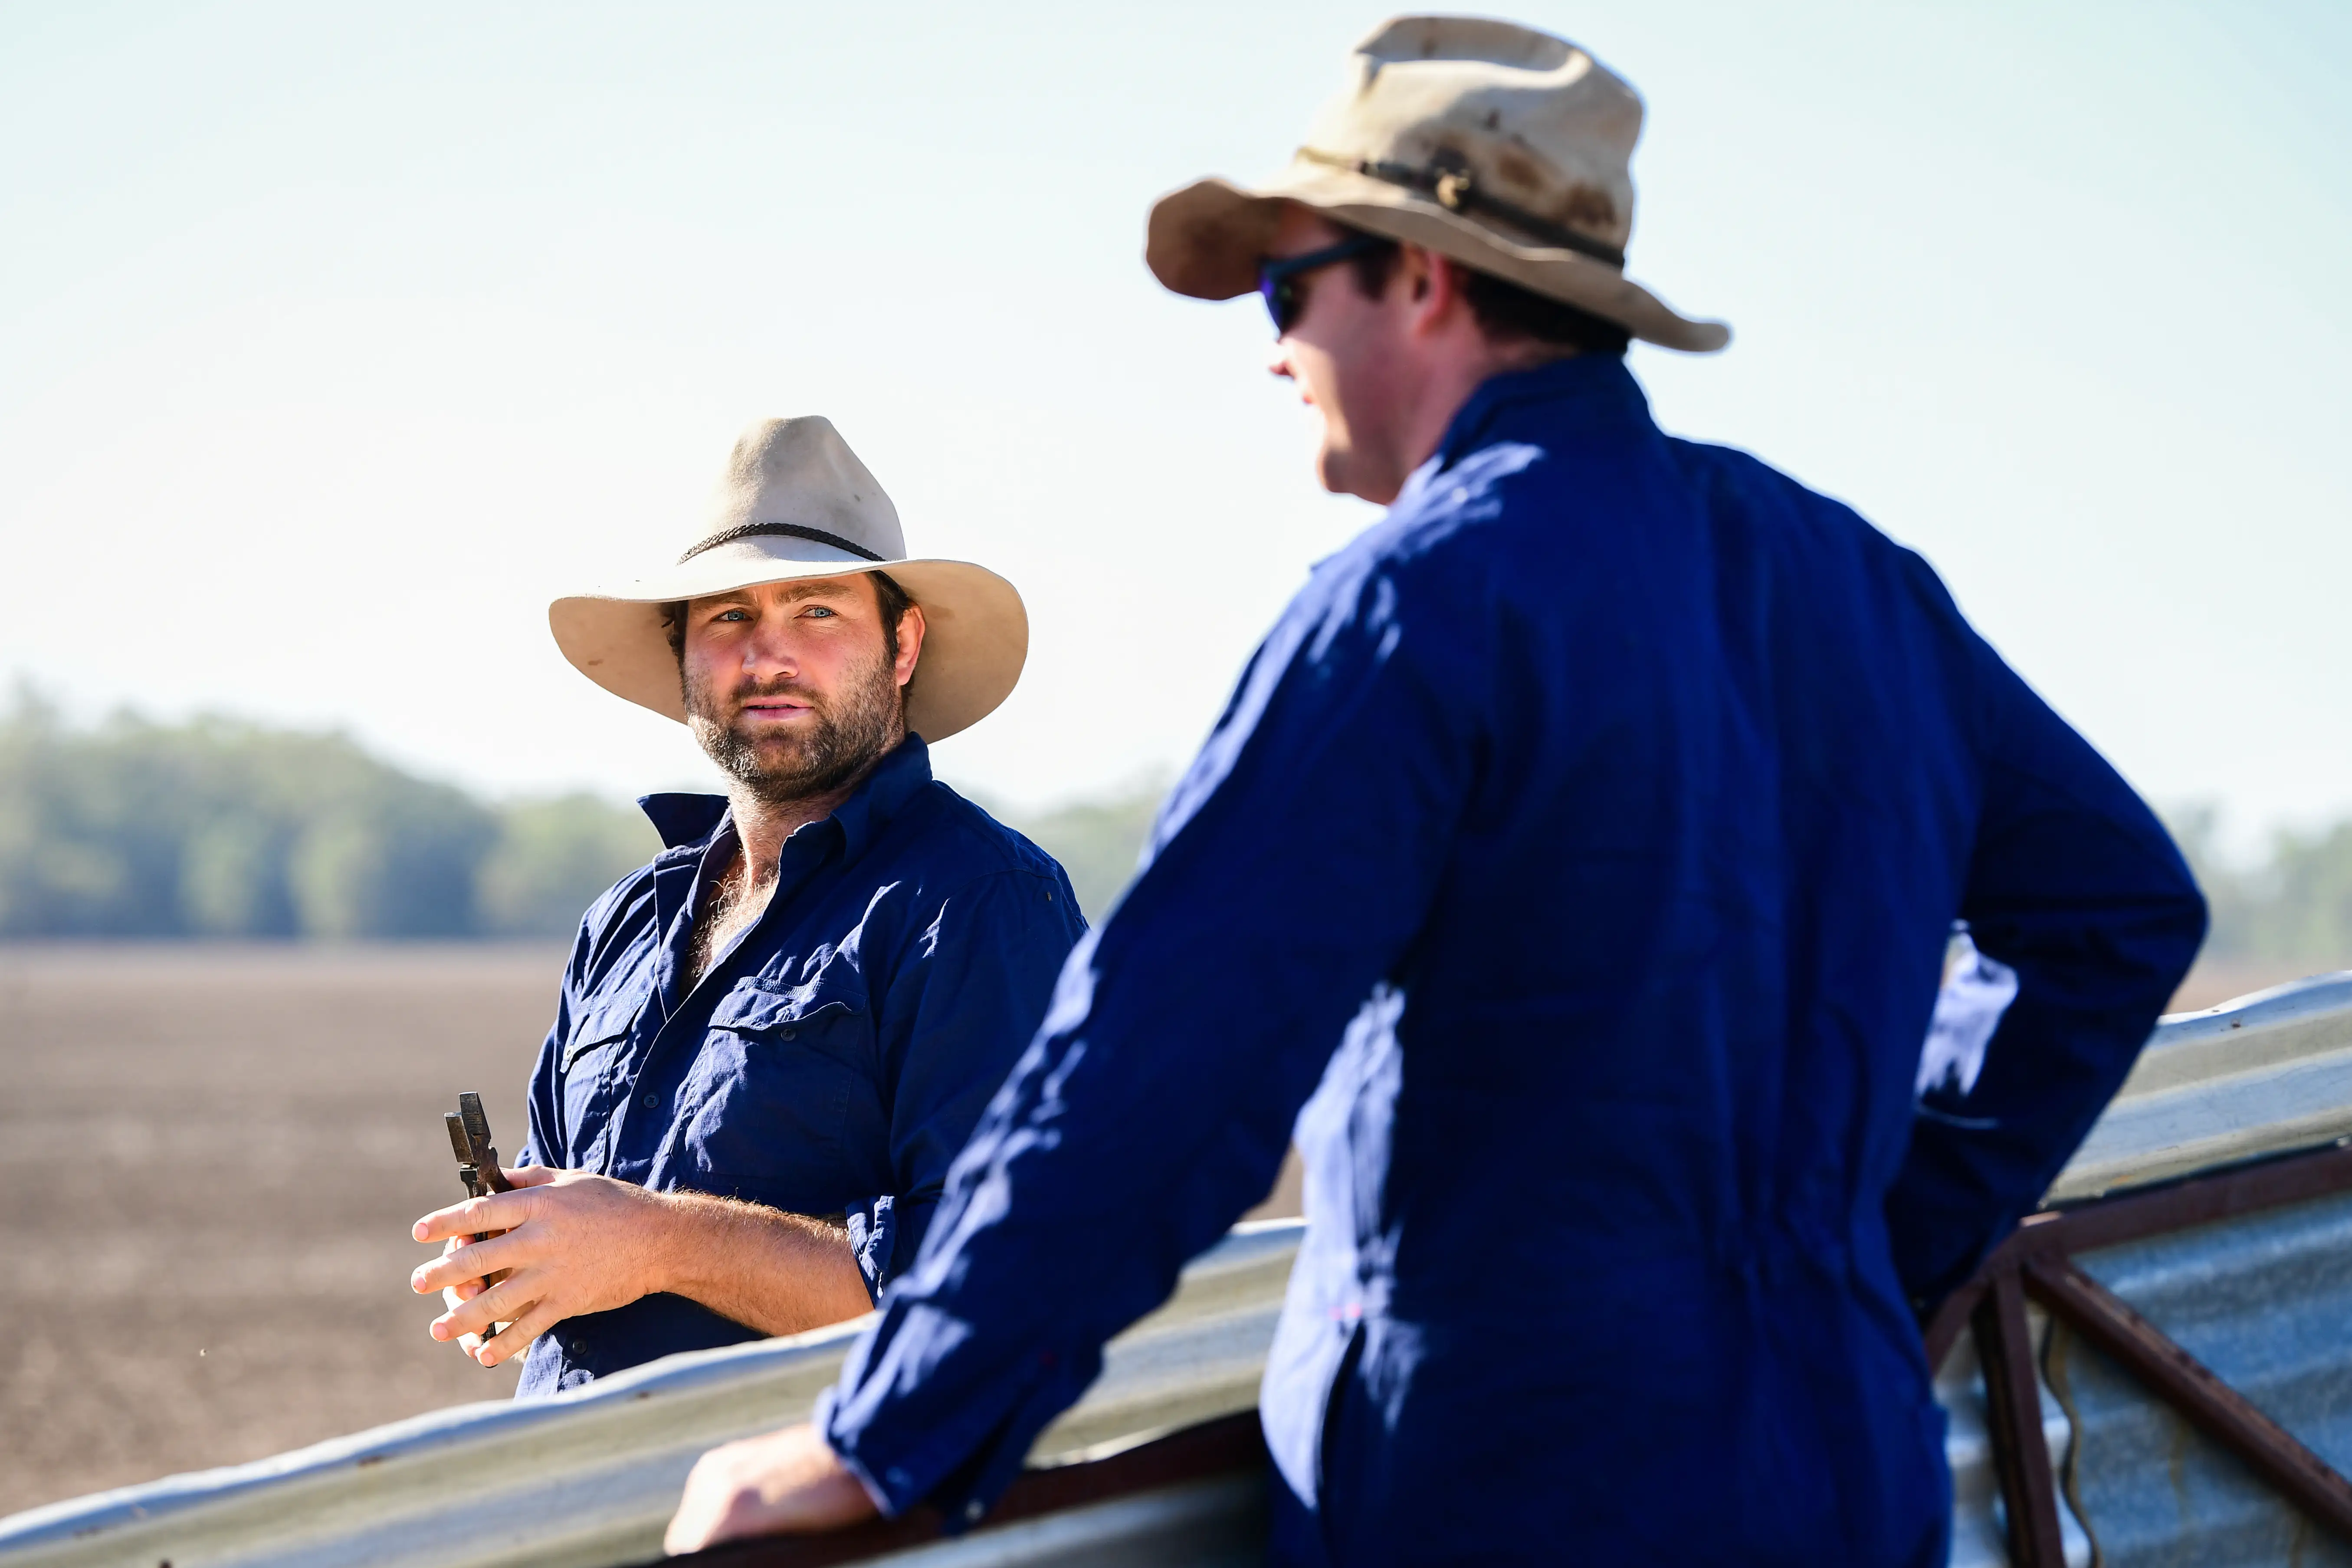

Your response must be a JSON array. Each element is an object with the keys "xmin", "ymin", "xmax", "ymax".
[
  {"xmin": 1925, "ymin": 1139, "xmax": 2352, "ymax": 1566},
  {"xmin": 680, "ymin": 1415, "xmax": 1269, "ymax": 1568},
  {"xmin": 692, "ymin": 1141, "xmax": 2352, "ymax": 1568}
]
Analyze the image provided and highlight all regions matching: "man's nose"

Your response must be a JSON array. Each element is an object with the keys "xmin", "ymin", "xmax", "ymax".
[{"xmin": 738, "ymin": 632, "xmax": 800, "ymax": 681}]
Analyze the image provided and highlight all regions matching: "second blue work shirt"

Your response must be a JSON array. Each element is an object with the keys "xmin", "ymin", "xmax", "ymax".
[
  {"xmin": 816, "ymin": 359, "xmax": 2204, "ymax": 1565},
  {"xmin": 513, "ymin": 736, "xmax": 1083, "ymax": 1397}
]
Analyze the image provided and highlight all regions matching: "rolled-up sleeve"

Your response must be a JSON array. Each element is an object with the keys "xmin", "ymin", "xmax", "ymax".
[
  {"xmin": 816, "ymin": 485, "xmax": 1496, "ymax": 1519},
  {"xmin": 846, "ymin": 868, "xmax": 1086, "ymax": 1303}
]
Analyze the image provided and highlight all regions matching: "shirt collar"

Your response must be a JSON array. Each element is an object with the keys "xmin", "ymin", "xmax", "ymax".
[
  {"xmin": 830, "ymin": 733, "xmax": 934, "ymax": 865},
  {"xmin": 633, "ymin": 733, "xmax": 935, "ymax": 861},
  {"xmin": 1433, "ymin": 354, "xmax": 1654, "ymax": 471},
  {"xmin": 638, "ymin": 792, "xmax": 729, "ymax": 853}
]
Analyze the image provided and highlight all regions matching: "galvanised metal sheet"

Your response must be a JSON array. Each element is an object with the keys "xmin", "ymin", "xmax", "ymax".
[
  {"xmin": 2044, "ymin": 1189, "xmax": 2352, "ymax": 1567},
  {"xmin": 2053, "ymin": 973, "xmax": 2352, "ymax": 1202}
]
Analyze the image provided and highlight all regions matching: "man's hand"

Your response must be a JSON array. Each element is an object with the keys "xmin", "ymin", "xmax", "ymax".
[
  {"xmin": 435, "ymin": 1233, "xmax": 506, "ymax": 1358},
  {"xmin": 411, "ymin": 1165, "xmax": 675, "ymax": 1368},
  {"xmin": 664, "ymin": 1423, "xmax": 879, "ymax": 1555}
]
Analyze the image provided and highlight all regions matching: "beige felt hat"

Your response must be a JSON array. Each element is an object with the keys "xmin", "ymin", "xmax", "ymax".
[
  {"xmin": 549, "ymin": 417, "xmax": 1025, "ymax": 743},
  {"xmin": 1147, "ymin": 16, "xmax": 1728, "ymax": 353}
]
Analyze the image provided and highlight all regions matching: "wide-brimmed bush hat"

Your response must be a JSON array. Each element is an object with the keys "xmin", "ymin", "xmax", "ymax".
[
  {"xmin": 1146, "ymin": 15, "xmax": 1729, "ymax": 353},
  {"xmin": 549, "ymin": 416, "xmax": 1026, "ymax": 743}
]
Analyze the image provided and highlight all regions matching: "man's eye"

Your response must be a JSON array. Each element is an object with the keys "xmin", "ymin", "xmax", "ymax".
[
  {"xmin": 805, "ymin": 606, "xmax": 835, "ymax": 618},
  {"xmin": 717, "ymin": 610, "xmax": 749, "ymax": 622}
]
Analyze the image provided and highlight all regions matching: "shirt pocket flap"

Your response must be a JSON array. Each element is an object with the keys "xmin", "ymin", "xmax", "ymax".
[
  {"xmin": 709, "ymin": 973, "xmax": 869, "ymax": 1037},
  {"xmin": 561, "ymin": 1001, "xmax": 642, "ymax": 1071}
]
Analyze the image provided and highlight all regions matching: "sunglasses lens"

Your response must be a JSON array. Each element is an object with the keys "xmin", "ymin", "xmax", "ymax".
[
  {"xmin": 1256, "ymin": 271, "xmax": 1288, "ymax": 335},
  {"xmin": 1258, "ymin": 236, "xmax": 1371, "ymax": 336}
]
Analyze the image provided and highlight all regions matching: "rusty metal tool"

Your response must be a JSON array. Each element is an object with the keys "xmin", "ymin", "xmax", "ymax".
[{"xmin": 443, "ymin": 1092, "xmax": 515, "ymax": 1347}]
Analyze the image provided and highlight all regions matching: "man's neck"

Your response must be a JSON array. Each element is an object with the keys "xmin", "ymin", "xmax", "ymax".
[
  {"xmin": 725, "ymin": 775, "xmax": 861, "ymax": 883},
  {"xmin": 1394, "ymin": 340, "xmax": 1578, "ymax": 492},
  {"xmin": 721, "ymin": 728, "xmax": 906, "ymax": 880}
]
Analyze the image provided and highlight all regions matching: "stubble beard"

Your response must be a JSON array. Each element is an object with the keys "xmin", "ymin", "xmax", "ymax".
[{"xmin": 685, "ymin": 647, "xmax": 905, "ymax": 807}]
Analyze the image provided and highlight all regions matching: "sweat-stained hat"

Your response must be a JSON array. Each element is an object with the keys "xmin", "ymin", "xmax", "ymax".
[
  {"xmin": 1146, "ymin": 16, "xmax": 1729, "ymax": 353},
  {"xmin": 548, "ymin": 417, "xmax": 1026, "ymax": 743}
]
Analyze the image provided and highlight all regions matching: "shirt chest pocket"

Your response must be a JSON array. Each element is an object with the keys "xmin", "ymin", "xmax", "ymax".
[
  {"xmin": 556, "ymin": 999, "xmax": 644, "ymax": 1158},
  {"xmin": 680, "ymin": 973, "xmax": 884, "ymax": 1203}
]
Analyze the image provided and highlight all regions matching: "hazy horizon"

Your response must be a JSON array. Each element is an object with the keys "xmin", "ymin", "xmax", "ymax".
[{"xmin": 5, "ymin": 3, "xmax": 2348, "ymax": 855}]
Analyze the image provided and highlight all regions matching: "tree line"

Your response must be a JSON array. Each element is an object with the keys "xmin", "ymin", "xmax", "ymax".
[
  {"xmin": 0, "ymin": 695, "xmax": 654, "ymax": 939},
  {"xmin": 2165, "ymin": 805, "xmax": 2352, "ymax": 974},
  {"xmin": 0, "ymin": 695, "xmax": 1159, "ymax": 939},
  {"xmin": 6, "ymin": 692, "xmax": 2346, "ymax": 967}
]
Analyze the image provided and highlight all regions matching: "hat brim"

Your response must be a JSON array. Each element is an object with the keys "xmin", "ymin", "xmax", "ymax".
[
  {"xmin": 549, "ymin": 538, "xmax": 1027, "ymax": 745},
  {"xmin": 1146, "ymin": 166, "xmax": 1730, "ymax": 354}
]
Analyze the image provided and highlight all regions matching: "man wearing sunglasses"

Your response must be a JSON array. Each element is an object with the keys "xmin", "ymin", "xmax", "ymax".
[{"xmin": 668, "ymin": 20, "xmax": 2203, "ymax": 1566}]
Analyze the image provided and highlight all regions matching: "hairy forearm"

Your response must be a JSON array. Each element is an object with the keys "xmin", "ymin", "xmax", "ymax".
[{"xmin": 650, "ymin": 1191, "xmax": 876, "ymax": 1337}]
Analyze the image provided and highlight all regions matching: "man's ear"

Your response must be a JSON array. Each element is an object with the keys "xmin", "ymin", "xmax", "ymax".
[
  {"xmin": 1401, "ymin": 245, "xmax": 1467, "ymax": 335},
  {"xmin": 893, "ymin": 604, "xmax": 927, "ymax": 688}
]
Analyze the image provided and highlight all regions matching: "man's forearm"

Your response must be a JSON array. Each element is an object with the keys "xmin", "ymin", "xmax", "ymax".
[{"xmin": 651, "ymin": 1191, "xmax": 876, "ymax": 1337}]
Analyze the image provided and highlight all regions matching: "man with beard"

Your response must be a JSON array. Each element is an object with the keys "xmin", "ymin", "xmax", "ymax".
[{"xmin": 409, "ymin": 415, "xmax": 1083, "ymax": 1395}]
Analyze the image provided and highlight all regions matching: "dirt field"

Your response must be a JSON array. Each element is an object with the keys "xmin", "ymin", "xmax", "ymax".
[
  {"xmin": 0, "ymin": 945, "xmax": 2293, "ymax": 1519},
  {"xmin": 0, "ymin": 944, "xmax": 558, "ymax": 1516}
]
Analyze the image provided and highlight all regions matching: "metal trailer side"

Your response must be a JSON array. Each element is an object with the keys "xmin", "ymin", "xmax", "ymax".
[{"xmin": 6, "ymin": 973, "xmax": 2352, "ymax": 1568}]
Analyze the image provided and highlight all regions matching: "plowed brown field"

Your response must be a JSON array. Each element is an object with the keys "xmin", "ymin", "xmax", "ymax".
[{"xmin": 0, "ymin": 945, "xmax": 552, "ymax": 1516}]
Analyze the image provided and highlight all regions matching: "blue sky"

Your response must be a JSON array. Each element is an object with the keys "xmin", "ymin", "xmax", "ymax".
[{"xmin": 3, "ymin": 2, "xmax": 2347, "ymax": 851}]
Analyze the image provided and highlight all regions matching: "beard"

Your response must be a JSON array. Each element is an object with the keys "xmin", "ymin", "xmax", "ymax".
[{"xmin": 685, "ymin": 647, "xmax": 905, "ymax": 806}]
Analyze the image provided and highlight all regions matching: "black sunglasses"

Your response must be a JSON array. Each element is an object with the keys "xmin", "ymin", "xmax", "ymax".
[{"xmin": 1256, "ymin": 234, "xmax": 1384, "ymax": 336}]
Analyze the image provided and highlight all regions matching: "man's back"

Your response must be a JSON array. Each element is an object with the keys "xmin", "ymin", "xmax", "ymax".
[
  {"xmin": 812, "ymin": 354, "xmax": 2201, "ymax": 1565},
  {"xmin": 1275, "ymin": 358, "xmax": 2191, "ymax": 1561}
]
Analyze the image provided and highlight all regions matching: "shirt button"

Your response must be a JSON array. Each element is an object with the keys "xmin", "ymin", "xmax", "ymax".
[
  {"xmin": 778, "ymin": 1025, "xmax": 796, "ymax": 1040},
  {"xmin": 641, "ymin": 1091, "xmax": 659, "ymax": 1108}
]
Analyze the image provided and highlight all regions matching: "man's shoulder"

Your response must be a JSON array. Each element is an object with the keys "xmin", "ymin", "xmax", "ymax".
[
  {"xmin": 1413, "ymin": 416, "xmax": 1937, "ymax": 589},
  {"xmin": 565, "ymin": 792, "xmax": 709, "ymax": 960},
  {"xmin": 890, "ymin": 782, "xmax": 1078, "ymax": 899},
  {"xmin": 568, "ymin": 853, "xmax": 667, "ymax": 957},
  {"xmin": 550, "ymin": 853, "xmax": 672, "ymax": 1018},
  {"xmin": 1376, "ymin": 439, "xmax": 1548, "ymax": 561},
  {"xmin": 1277, "ymin": 440, "xmax": 1546, "ymax": 642},
  {"xmin": 1657, "ymin": 433, "xmax": 1966, "ymax": 613}
]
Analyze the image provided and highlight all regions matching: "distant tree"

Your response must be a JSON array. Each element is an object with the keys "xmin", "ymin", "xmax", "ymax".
[
  {"xmin": 2164, "ymin": 804, "xmax": 2352, "ymax": 974},
  {"xmin": 2162, "ymin": 804, "xmax": 2256, "ymax": 963},
  {"xmin": 12, "ymin": 692, "xmax": 2350, "ymax": 974},
  {"xmin": 478, "ymin": 794, "xmax": 662, "ymax": 938},
  {"xmin": 0, "ymin": 696, "xmax": 492, "ymax": 938},
  {"xmin": 2245, "ymin": 823, "xmax": 2352, "ymax": 971}
]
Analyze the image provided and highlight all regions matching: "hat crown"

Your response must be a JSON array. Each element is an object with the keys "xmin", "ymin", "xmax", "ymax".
[
  {"xmin": 1302, "ymin": 16, "xmax": 1643, "ymax": 251},
  {"xmin": 695, "ymin": 415, "xmax": 907, "ymax": 561}
]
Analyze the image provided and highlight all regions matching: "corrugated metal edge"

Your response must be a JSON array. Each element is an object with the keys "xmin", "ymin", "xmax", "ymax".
[
  {"xmin": 2049, "ymin": 974, "xmax": 2352, "ymax": 1204},
  {"xmin": 0, "ymin": 1224, "xmax": 1302, "ymax": 1568},
  {"xmin": 2135, "ymin": 972, "xmax": 2352, "ymax": 1093}
]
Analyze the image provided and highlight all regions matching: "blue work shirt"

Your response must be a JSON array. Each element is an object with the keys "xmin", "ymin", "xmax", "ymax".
[
  {"xmin": 513, "ymin": 736, "xmax": 1083, "ymax": 1397},
  {"xmin": 817, "ymin": 358, "xmax": 2204, "ymax": 1565}
]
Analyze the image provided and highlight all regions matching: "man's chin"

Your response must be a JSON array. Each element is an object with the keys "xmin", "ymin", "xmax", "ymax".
[{"xmin": 730, "ymin": 742, "xmax": 822, "ymax": 781}]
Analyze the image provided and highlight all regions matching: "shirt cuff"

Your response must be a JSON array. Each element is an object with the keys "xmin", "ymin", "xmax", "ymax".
[
  {"xmin": 813, "ymin": 1385, "xmax": 901, "ymax": 1517},
  {"xmin": 844, "ymin": 1194, "xmax": 898, "ymax": 1305}
]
